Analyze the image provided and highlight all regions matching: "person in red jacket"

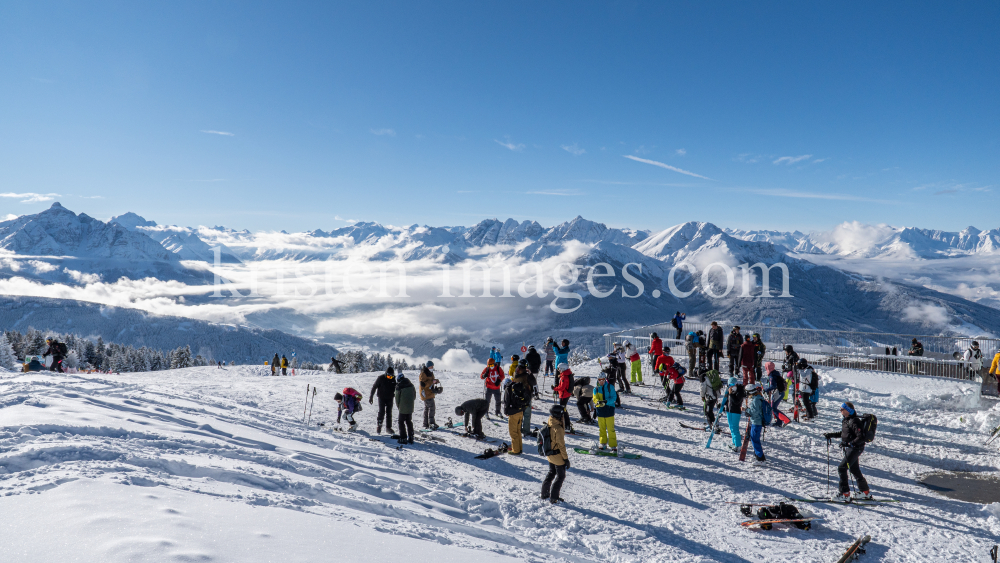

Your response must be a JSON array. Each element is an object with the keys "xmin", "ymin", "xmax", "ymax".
[
  {"xmin": 648, "ymin": 332, "xmax": 663, "ymax": 367},
  {"xmin": 481, "ymin": 359, "xmax": 505, "ymax": 416},
  {"xmin": 656, "ymin": 355, "xmax": 685, "ymax": 406},
  {"xmin": 740, "ymin": 335, "xmax": 758, "ymax": 385},
  {"xmin": 552, "ymin": 362, "xmax": 575, "ymax": 432}
]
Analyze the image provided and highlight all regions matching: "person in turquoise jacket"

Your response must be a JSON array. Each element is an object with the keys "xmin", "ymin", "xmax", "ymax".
[
  {"xmin": 745, "ymin": 383, "xmax": 767, "ymax": 462},
  {"xmin": 592, "ymin": 372, "xmax": 619, "ymax": 453},
  {"xmin": 489, "ymin": 347, "xmax": 503, "ymax": 367},
  {"xmin": 553, "ymin": 339, "xmax": 570, "ymax": 368}
]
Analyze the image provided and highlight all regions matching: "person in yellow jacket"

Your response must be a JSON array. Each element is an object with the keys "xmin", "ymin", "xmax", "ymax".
[
  {"xmin": 508, "ymin": 354, "xmax": 519, "ymax": 378},
  {"xmin": 280, "ymin": 355, "xmax": 289, "ymax": 376},
  {"xmin": 541, "ymin": 405, "xmax": 570, "ymax": 504},
  {"xmin": 990, "ymin": 351, "xmax": 1000, "ymax": 394}
]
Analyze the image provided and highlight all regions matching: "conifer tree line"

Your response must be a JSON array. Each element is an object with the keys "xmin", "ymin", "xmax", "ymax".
[{"xmin": 333, "ymin": 350, "xmax": 417, "ymax": 374}]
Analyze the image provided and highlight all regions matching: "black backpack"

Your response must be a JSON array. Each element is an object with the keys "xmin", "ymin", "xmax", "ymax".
[
  {"xmin": 503, "ymin": 382, "xmax": 530, "ymax": 415},
  {"xmin": 536, "ymin": 422, "xmax": 559, "ymax": 456},
  {"xmin": 774, "ymin": 373, "xmax": 786, "ymax": 396},
  {"xmin": 57, "ymin": 342, "xmax": 68, "ymax": 355},
  {"xmin": 860, "ymin": 413, "xmax": 878, "ymax": 443},
  {"xmin": 671, "ymin": 317, "xmax": 678, "ymax": 328}
]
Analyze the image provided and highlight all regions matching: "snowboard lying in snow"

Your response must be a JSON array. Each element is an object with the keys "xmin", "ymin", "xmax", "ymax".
[{"xmin": 573, "ymin": 447, "xmax": 641, "ymax": 459}]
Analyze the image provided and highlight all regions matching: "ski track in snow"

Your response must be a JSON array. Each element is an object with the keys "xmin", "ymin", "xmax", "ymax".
[{"xmin": 0, "ymin": 364, "xmax": 998, "ymax": 562}]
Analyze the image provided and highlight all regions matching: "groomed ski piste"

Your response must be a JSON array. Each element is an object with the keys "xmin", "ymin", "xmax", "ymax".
[{"xmin": 1, "ymin": 362, "xmax": 998, "ymax": 562}]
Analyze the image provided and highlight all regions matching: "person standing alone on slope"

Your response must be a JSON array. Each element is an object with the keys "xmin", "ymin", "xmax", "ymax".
[
  {"xmin": 671, "ymin": 312, "xmax": 686, "ymax": 340},
  {"xmin": 824, "ymin": 402, "xmax": 873, "ymax": 502}
]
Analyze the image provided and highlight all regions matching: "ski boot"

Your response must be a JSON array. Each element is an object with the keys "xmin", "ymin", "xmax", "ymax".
[
  {"xmin": 610, "ymin": 447, "xmax": 618, "ymax": 456},
  {"xmin": 852, "ymin": 490, "xmax": 874, "ymax": 501},
  {"xmin": 376, "ymin": 425, "xmax": 382, "ymax": 434},
  {"xmin": 832, "ymin": 492, "xmax": 852, "ymax": 503}
]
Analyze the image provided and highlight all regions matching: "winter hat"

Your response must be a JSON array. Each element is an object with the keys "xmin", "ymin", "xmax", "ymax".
[
  {"xmin": 425, "ymin": 361, "xmax": 434, "ymax": 368},
  {"xmin": 334, "ymin": 393, "xmax": 343, "ymax": 402},
  {"xmin": 550, "ymin": 405, "xmax": 565, "ymax": 418},
  {"xmin": 557, "ymin": 362, "xmax": 569, "ymax": 372},
  {"xmin": 454, "ymin": 406, "xmax": 464, "ymax": 416},
  {"xmin": 840, "ymin": 403, "xmax": 855, "ymax": 415},
  {"xmin": 728, "ymin": 376, "xmax": 738, "ymax": 386},
  {"xmin": 386, "ymin": 367, "xmax": 395, "ymax": 375},
  {"xmin": 764, "ymin": 361, "xmax": 775, "ymax": 372},
  {"xmin": 651, "ymin": 332, "xmax": 658, "ymax": 339}
]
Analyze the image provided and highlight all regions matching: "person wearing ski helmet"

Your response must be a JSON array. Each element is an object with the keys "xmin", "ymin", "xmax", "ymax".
[
  {"xmin": 664, "ymin": 355, "xmax": 686, "ymax": 407},
  {"xmin": 592, "ymin": 373, "xmax": 619, "ymax": 453},
  {"xmin": 625, "ymin": 341, "xmax": 643, "ymax": 386},
  {"xmin": 797, "ymin": 358, "xmax": 819, "ymax": 419},
  {"xmin": 481, "ymin": 359, "xmax": 505, "ymax": 416},
  {"xmin": 553, "ymin": 339, "xmax": 570, "ymax": 369},
  {"xmin": 543, "ymin": 337, "xmax": 556, "ymax": 376},
  {"xmin": 824, "ymin": 402, "xmax": 872, "ymax": 501},
  {"xmin": 614, "ymin": 343, "xmax": 631, "ymax": 394},
  {"xmin": 419, "ymin": 361, "xmax": 439, "ymax": 430},
  {"xmin": 726, "ymin": 326, "xmax": 742, "ymax": 377},
  {"xmin": 964, "ymin": 341, "xmax": 984, "ymax": 381},
  {"xmin": 370, "ymin": 367, "xmax": 397, "ymax": 435},
  {"xmin": 455, "ymin": 398, "xmax": 489, "ymax": 439},
  {"xmin": 540, "ymin": 404, "xmax": 569, "ymax": 504},
  {"xmin": 724, "ymin": 376, "xmax": 746, "ymax": 451},
  {"xmin": 552, "ymin": 362, "xmax": 575, "ymax": 432},
  {"xmin": 744, "ymin": 383, "xmax": 767, "ymax": 462}
]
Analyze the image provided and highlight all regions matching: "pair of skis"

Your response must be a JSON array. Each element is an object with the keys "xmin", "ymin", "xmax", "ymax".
[{"xmin": 303, "ymin": 384, "xmax": 317, "ymax": 425}]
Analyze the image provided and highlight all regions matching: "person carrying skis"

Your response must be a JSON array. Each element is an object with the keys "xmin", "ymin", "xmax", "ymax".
[
  {"xmin": 553, "ymin": 339, "xmax": 570, "ymax": 368},
  {"xmin": 369, "ymin": 367, "xmax": 398, "ymax": 435},
  {"xmin": 782, "ymin": 345, "xmax": 799, "ymax": 401},
  {"xmin": 798, "ymin": 358, "xmax": 819, "ymax": 419},
  {"xmin": 394, "ymin": 373, "xmax": 416, "ymax": 445},
  {"xmin": 481, "ymin": 359, "xmax": 505, "ymax": 416},
  {"xmin": 701, "ymin": 369, "xmax": 724, "ymax": 430},
  {"xmin": 964, "ymin": 341, "xmax": 984, "ymax": 381},
  {"xmin": 761, "ymin": 361, "xmax": 787, "ymax": 427},
  {"xmin": 43, "ymin": 338, "xmax": 66, "ymax": 373},
  {"xmin": 648, "ymin": 332, "xmax": 663, "ymax": 367},
  {"xmin": 334, "ymin": 388, "xmax": 363, "ymax": 431},
  {"xmin": 706, "ymin": 322, "xmax": 724, "ymax": 372},
  {"xmin": 525, "ymin": 345, "xmax": 542, "ymax": 377},
  {"xmin": 270, "ymin": 353, "xmax": 279, "ymax": 376},
  {"xmin": 740, "ymin": 335, "xmax": 757, "ymax": 385},
  {"xmin": 552, "ymin": 362, "xmax": 575, "ymax": 432},
  {"xmin": 419, "ymin": 361, "xmax": 440, "ymax": 430},
  {"xmin": 281, "ymin": 354, "xmax": 289, "ymax": 376},
  {"xmin": 671, "ymin": 311, "xmax": 686, "ymax": 340},
  {"xmin": 726, "ymin": 326, "xmax": 742, "ymax": 376},
  {"xmin": 724, "ymin": 376, "xmax": 746, "ymax": 452},
  {"xmin": 543, "ymin": 337, "xmax": 556, "ymax": 377},
  {"xmin": 455, "ymin": 398, "xmax": 490, "ymax": 439},
  {"xmin": 625, "ymin": 341, "xmax": 643, "ymax": 386},
  {"xmin": 592, "ymin": 373, "xmax": 619, "ymax": 453},
  {"xmin": 744, "ymin": 383, "xmax": 767, "ymax": 462},
  {"xmin": 503, "ymin": 365, "xmax": 533, "ymax": 455},
  {"xmin": 824, "ymin": 402, "xmax": 873, "ymax": 501},
  {"xmin": 572, "ymin": 376, "xmax": 595, "ymax": 424},
  {"xmin": 614, "ymin": 343, "xmax": 631, "ymax": 394},
  {"xmin": 752, "ymin": 333, "xmax": 766, "ymax": 383},
  {"xmin": 540, "ymin": 404, "xmax": 570, "ymax": 504}
]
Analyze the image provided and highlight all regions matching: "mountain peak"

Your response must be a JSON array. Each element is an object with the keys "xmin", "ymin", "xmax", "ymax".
[
  {"xmin": 50, "ymin": 202, "xmax": 65, "ymax": 209},
  {"xmin": 110, "ymin": 212, "xmax": 158, "ymax": 230}
]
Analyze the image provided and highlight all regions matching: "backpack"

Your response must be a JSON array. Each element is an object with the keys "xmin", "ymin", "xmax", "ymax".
[
  {"xmin": 57, "ymin": 342, "xmax": 68, "ymax": 356},
  {"xmin": 685, "ymin": 332, "xmax": 695, "ymax": 343},
  {"xmin": 706, "ymin": 370, "xmax": 723, "ymax": 393},
  {"xmin": 860, "ymin": 413, "xmax": 878, "ymax": 443},
  {"xmin": 536, "ymin": 422, "xmax": 559, "ymax": 456},
  {"xmin": 675, "ymin": 365, "xmax": 687, "ymax": 378},
  {"xmin": 671, "ymin": 317, "xmax": 678, "ymax": 328},
  {"xmin": 760, "ymin": 399, "xmax": 773, "ymax": 426},
  {"xmin": 774, "ymin": 373, "xmax": 786, "ymax": 396},
  {"xmin": 503, "ymin": 382, "xmax": 530, "ymax": 415},
  {"xmin": 969, "ymin": 348, "xmax": 984, "ymax": 370}
]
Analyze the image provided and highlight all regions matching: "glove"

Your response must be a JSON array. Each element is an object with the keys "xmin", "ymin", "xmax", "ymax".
[
  {"xmin": 369, "ymin": 398, "xmax": 374, "ymax": 405},
  {"xmin": 564, "ymin": 458, "xmax": 570, "ymax": 469}
]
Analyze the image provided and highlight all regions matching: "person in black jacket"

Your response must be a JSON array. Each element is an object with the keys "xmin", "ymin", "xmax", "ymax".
[
  {"xmin": 370, "ymin": 367, "xmax": 398, "ymax": 434},
  {"xmin": 525, "ymin": 345, "xmax": 542, "ymax": 377},
  {"xmin": 724, "ymin": 376, "xmax": 746, "ymax": 451},
  {"xmin": 706, "ymin": 322, "xmax": 724, "ymax": 372},
  {"xmin": 726, "ymin": 327, "xmax": 742, "ymax": 376},
  {"xmin": 455, "ymin": 398, "xmax": 490, "ymax": 439},
  {"xmin": 43, "ymin": 338, "xmax": 67, "ymax": 373},
  {"xmin": 824, "ymin": 401, "xmax": 872, "ymax": 501}
]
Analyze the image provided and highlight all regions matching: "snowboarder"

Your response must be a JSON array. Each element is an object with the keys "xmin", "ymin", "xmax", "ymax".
[
  {"xmin": 798, "ymin": 358, "xmax": 819, "ymax": 419},
  {"xmin": 671, "ymin": 311, "xmax": 686, "ymax": 340},
  {"xmin": 706, "ymin": 321, "xmax": 724, "ymax": 372},
  {"xmin": 552, "ymin": 363, "xmax": 575, "ymax": 432},
  {"xmin": 745, "ymin": 383, "xmax": 767, "ymax": 462},
  {"xmin": 455, "ymin": 398, "xmax": 489, "ymax": 439},
  {"xmin": 334, "ymin": 388, "xmax": 363, "ymax": 431},
  {"xmin": 824, "ymin": 402, "xmax": 873, "ymax": 501},
  {"xmin": 525, "ymin": 345, "xmax": 542, "ymax": 377},
  {"xmin": 752, "ymin": 334, "xmax": 766, "ymax": 383},
  {"xmin": 503, "ymin": 365, "xmax": 533, "ymax": 454},
  {"xmin": 419, "ymin": 361, "xmax": 439, "ymax": 429},
  {"xmin": 394, "ymin": 373, "xmax": 416, "ymax": 444},
  {"xmin": 540, "ymin": 405, "xmax": 570, "ymax": 504},
  {"xmin": 369, "ymin": 367, "xmax": 397, "ymax": 435},
  {"xmin": 761, "ymin": 361, "xmax": 787, "ymax": 427},
  {"xmin": 43, "ymin": 338, "xmax": 67, "ymax": 373},
  {"xmin": 593, "ymin": 373, "xmax": 618, "ymax": 453},
  {"xmin": 724, "ymin": 376, "xmax": 746, "ymax": 451},
  {"xmin": 625, "ymin": 341, "xmax": 643, "ymax": 386},
  {"xmin": 553, "ymin": 339, "xmax": 570, "ymax": 369},
  {"xmin": 281, "ymin": 354, "xmax": 289, "ymax": 376},
  {"xmin": 572, "ymin": 376, "xmax": 595, "ymax": 424},
  {"xmin": 740, "ymin": 335, "xmax": 757, "ymax": 385},
  {"xmin": 270, "ymin": 353, "xmax": 279, "ymax": 376},
  {"xmin": 964, "ymin": 341, "xmax": 984, "ymax": 381},
  {"xmin": 726, "ymin": 326, "xmax": 742, "ymax": 376},
  {"xmin": 481, "ymin": 359, "xmax": 505, "ymax": 416},
  {"xmin": 701, "ymin": 369, "xmax": 724, "ymax": 429},
  {"xmin": 543, "ymin": 337, "xmax": 556, "ymax": 377}
]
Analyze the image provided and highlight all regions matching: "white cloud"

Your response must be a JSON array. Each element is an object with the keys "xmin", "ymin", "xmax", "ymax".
[
  {"xmin": 495, "ymin": 138, "xmax": 525, "ymax": 152},
  {"xmin": 812, "ymin": 221, "xmax": 898, "ymax": 254},
  {"xmin": 0, "ymin": 192, "xmax": 60, "ymax": 203},
  {"xmin": 371, "ymin": 128, "xmax": 396, "ymax": 137},
  {"xmin": 201, "ymin": 130, "xmax": 235, "ymax": 136},
  {"xmin": 773, "ymin": 154, "xmax": 813, "ymax": 165},
  {"xmin": 334, "ymin": 215, "xmax": 358, "ymax": 224},
  {"xmin": 675, "ymin": 148, "xmax": 686, "ymax": 156},
  {"xmin": 561, "ymin": 143, "xmax": 586, "ymax": 156},
  {"xmin": 747, "ymin": 188, "xmax": 892, "ymax": 204},
  {"xmin": 735, "ymin": 153, "xmax": 763, "ymax": 164},
  {"xmin": 3, "ymin": 214, "xmax": 18, "ymax": 221},
  {"xmin": 525, "ymin": 190, "xmax": 578, "ymax": 196},
  {"xmin": 622, "ymin": 155, "xmax": 712, "ymax": 180},
  {"xmin": 902, "ymin": 302, "xmax": 950, "ymax": 327}
]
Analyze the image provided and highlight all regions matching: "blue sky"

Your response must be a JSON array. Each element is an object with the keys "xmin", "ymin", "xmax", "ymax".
[{"xmin": 1, "ymin": 1, "xmax": 997, "ymax": 233}]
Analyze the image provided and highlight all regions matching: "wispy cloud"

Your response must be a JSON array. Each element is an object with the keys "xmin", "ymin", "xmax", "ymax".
[
  {"xmin": 525, "ymin": 190, "xmax": 579, "ymax": 196},
  {"xmin": 371, "ymin": 128, "xmax": 396, "ymax": 137},
  {"xmin": 622, "ymin": 155, "xmax": 712, "ymax": 180},
  {"xmin": 0, "ymin": 192, "xmax": 60, "ymax": 203},
  {"xmin": 201, "ymin": 130, "xmax": 235, "ymax": 136},
  {"xmin": 561, "ymin": 143, "xmax": 586, "ymax": 156},
  {"xmin": 675, "ymin": 148, "xmax": 687, "ymax": 156},
  {"xmin": 581, "ymin": 179, "xmax": 700, "ymax": 188},
  {"xmin": 773, "ymin": 154, "xmax": 813, "ymax": 165},
  {"xmin": 748, "ymin": 188, "xmax": 892, "ymax": 204},
  {"xmin": 495, "ymin": 137, "xmax": 525, "ymax": 152},
  {"xmin": 3, "ymin": 214, "xmax": 18, "ymax": 221},
  {"xmin": 334, "ymin": 215, "xmax": 358, "ymax": 224},
  {"xmin": 735, "ymin": 153, "xmax": 764, "ymax": 164}
]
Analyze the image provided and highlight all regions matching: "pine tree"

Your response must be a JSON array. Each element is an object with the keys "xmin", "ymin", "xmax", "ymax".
[
  {"xmin": 0, "ymin": 333, "xmax": 18, "ymax": 370},
  {"xmin": 170, "ymin": 345, "xmax": 193, "ymax": 369}
]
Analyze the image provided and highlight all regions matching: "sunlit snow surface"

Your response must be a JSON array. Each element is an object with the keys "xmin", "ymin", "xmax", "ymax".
[{"xmin": 1, "ymin": 364, "xmax": 998, "ymax": 562}]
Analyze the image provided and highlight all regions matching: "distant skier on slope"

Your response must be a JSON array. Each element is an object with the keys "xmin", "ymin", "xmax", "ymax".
[
  {"xmin": 43, "ymin": 338, "xmax": 67, "ymax": 373},
  {"xmin": 329, "ymin": 356, "xmax": 343, "ymax": 374},
  {"xmin": 334, "ymin": 388, "xmax": 363, "ymax": 431},
  {"xmin": 370, "ymin": 367, "xmax": 397, "ymax": 435},
  {"xmin": 824, "ymin": 402, "xmax": 874, "ymax": 501},
  {"xmin": 540, "ymin": 405, "xmax": 570, "ymax": 504}
]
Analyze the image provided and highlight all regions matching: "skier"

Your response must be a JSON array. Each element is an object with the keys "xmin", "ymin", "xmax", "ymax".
[
  {"xmin": 540, "ymin": 404, "xmax": 570, "ymax": 504},
  {"xmin": 724, "ymin": 376, "xmax": 746, "ymax": 452},
  {"xmin": 270, "ymin": 353, "xmax": 279, "ymax": 376},
  {"xmin": 489, "ymin": 346, "xmax": 503, "ymax": 368},
  {"xmin": 744, "ymin": 383, "xmax": 767, "ymax": 462},
  {"xmin": 615, "ymin": 344, "xmax": 631, "ymax": 394},
  {"xmin": 552, "ymin": 362, "xmax": 575, "ymax": 432},
  {"xmin": 726, "ymin": 326, "xmax": 742, "ymax": 376},
  {"xmin": 369, "ymin": 367, "xmax": 397, "ymax": 435},
  {"xmin": 761, "ymin": 361, "xmax": 787, "ymax": 427},
  {"xmin": 508, "ymin": 354, "xmax": 520, "ymax": 378},
  {"xmin": 503, "ymin": 364, "xmax": 533, "ymax": 455},
  {"xmin": 43, "ymin": 338, "xmax": 66, "ymax": 373},
  {"xmin": 701, "ymin": 369, "xmax": 724, "ymax": 430},
  {"xmin": 798, "ymin": 358, "xmax": 819, "ymax": 419},
  {"xmin": 455, "ymin": 398, "xmax": 489, "ymax": 439},
  {"xmin": 740, "ymin": 335, "xmax": 757, "ymax": 385},
  {"xmin": 329, "ymin": 356, "xmax": 343, "ymax": 374},
  {"xmin": 334, "ymin": 388, "xmax": 363, "ymax": 431},
  {"xmin": 543, "ymin": 337, "xmax": 556, "ymax": 377},
  {"xmin": 553, "ymin": 339, "xmax": 570, "ymax": 368},
  {"xmin": 824, "ymin": 402, "xmax": 873, "ymax": 501},
  {"xmin": 605, "ymin": 349, "xmax": 622, "ymax": 395},
  {"xmin": 752, "ymin": 333, "xmax": 766, "ymax": 383},
  {"xmin": 515, "ymin": 358, "xmax": 538, "ymax": 437},
  {"xmin": 394, "ymin": 373, "xmax": 416, "ymax": 445},
  {"xmin": 782, "ymin": 345, "xmax": 800, "ymax": 401},
  {"xmin": 991, "ymin": 349, "xmax": 1000, "ymax": 394},
  {"xmin": 525, "ymin": 345, "xmax": 542, "ymax": 377},
  {"xmin": 481, "ymin": 359, "xmax": 505, "ymax": 416},
  {"xmin": 592, "ymin": 372, "xmax": 619, "ymax": 453},
  {"xmin": 419, "ymin": 361, "xmax": 439, "ymax": 430},
  {"xmin": 572, "ymin": 376, "xmax": 595, "ymax": 424},
  {"xmin": 706, "ymin": 321, "xmax": 724, "ymax": 372},
  {"xmin": 664, "ymin": 356, "xmax": 686, "ymax": 407},
  {"xmin": 685, "ymin": 331, "xmax": 699, "ymax": 374},
  {"xmin": 671, "ymin": 311, "xmax": 686, "ymax": 340},
  {"xmin": 654, "ymin": 352, "xmax": 678, "ymax": 392},
  {"xmin": 625, "ymin": 341, "xmax": 643, "ymax": 386},
  {"xmin": 964, "ymin": 341, "xmax": 984, "ymax": 381},
  {"xmin": 648, "ymin": 332, "xmax": 663, "ymax": 367},
  {"xmin": 281, "ymin": 354, "xmax": 289, "ymax": 376}
]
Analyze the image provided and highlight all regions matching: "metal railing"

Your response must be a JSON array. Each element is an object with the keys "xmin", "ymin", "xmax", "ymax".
[{"xmin": 605, "ymin": 321, "xmax": 998, "ymax": 381}]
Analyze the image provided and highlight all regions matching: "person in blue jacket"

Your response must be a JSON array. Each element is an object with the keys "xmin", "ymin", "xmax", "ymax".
[
  {"xmin": 744, "ymin": 383, "xmax": 767, "ymax": 462},
  {"xmin": 672, "ymin": 312, "xmax": 686, "ymax": 340},
  {"xmin": 723, "ymin": 376, "xmax": 745, "ymax": 451},
  {"xmin": 489, "ymin": 347, "xmax": 503, "ymax": 368},
  {"xmin": 553, "ymin": 339, "xmax": 570, "ymax": 368},
  {"xmin": 592, "ymin": 372, "xmax": 619, "ymax": 454}
]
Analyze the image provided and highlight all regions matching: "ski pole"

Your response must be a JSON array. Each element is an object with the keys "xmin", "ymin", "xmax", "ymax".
[
  {"xmin": 306, "ymin": 387, "xmax": 317, "ymax": 425},
  {"xmin": 827, "ymin": 440, "xmax": 831, "ymax": 498},
  {"xmin": 303, "ymin": 384, "xmax": 310, "ymax": 421}
]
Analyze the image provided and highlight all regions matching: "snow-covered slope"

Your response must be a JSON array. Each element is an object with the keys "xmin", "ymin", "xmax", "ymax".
[
  {"xmin": 110, "ymin": 212, "xmax": 242, "ymax": 264},
  {"xmin": 1, "ymin": 364, "xmax": 996, "ymax": 562}
]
